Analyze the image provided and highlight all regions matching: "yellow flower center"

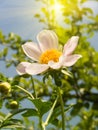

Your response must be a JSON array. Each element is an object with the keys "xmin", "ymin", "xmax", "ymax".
[{"xmin": 40, "ymin": 49, "xmax": 62, "ymax": 64}]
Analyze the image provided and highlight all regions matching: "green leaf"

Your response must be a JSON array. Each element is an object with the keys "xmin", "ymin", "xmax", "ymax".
[
  {"xmin": 34, "ymin": 14, "xmax": 40, "ymax": 18},
  {"xmin": 61, "ymin": 69, "xmax": 73, "ymax": 78},
  {"xmin": 0, "ymin": 109, "xmax": 27, "ymax": 129},
  {"xmin": 3, "ymin": 109, "xmax": 27, "ymax": 121},
  {"xmin": 22, "ymin": 109, "xmax": 38, "ymax": 117},
  {"xmin": 3, "ymin": 47, "xmax": 8, "ymax": 57},
  {"xmin": 32, "ymin": 99, "xmax": 52, "ymax": 117},
  {"xmin": 70, "ymin": 103, "xmax": 83, "ymax": 116},
  {"xmin": 50, "ymin": 118, "xmax": 59, "ymax": 126},
  {"xmin": 0, "ymin": 123, "xmax": 25, "ymax": 129},
  {"xmin": 0, "ymin": 99, "xmax": 3, "ymax": 109},
  {"xmin": 49, "ymin": 104, "xmax": 74, "ymax": 124}
]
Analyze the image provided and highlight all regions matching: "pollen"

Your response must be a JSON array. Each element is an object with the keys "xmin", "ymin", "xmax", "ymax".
[{"xmin": 40, "ymin": 49, "xmax": 62, "ymax": 64}]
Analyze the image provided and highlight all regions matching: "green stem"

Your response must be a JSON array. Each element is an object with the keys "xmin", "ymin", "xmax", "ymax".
[
  {"xmin": 15, "ymin": 85, "xmax": 34, "ymax": 99},
  {"xmin": 44, "ymin": 97, "xmax": 58, "ymax": 126},
  {"xmin": 31, "ymin": 76, "xmax": 37, "ymax": 98},
  {"xmin": 57, "ymin": 87, "xmax": 65, "ymax": 130},
  {"xmin": 40, "ymin": 117, "xmax": 46, "ymax": 130},
  {"xmin": 39, "ymin": 117, "xmax": 45, "ymax": 130}
]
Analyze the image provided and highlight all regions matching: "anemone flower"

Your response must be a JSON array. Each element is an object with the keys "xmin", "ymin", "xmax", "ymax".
[{"xmin": 16, "ymin": 30, "xmax": 82, "ymax": 75}]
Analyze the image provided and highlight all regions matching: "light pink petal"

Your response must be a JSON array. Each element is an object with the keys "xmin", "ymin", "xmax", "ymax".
[
  {"xmin": 37, "ymin": 30, "xmax": 58, "ymax": 52},
  {"xmin": 16, "ymin": 62, "xmax": 31, "ymax": 75},
  {"xmin": 25, "ymin": 63, "xmax": 49, "ymax": 75},
  {"xmin": 22, "ymin": 42, "xmax": 42, "ymax": 61},
  {"xmin": 48, "ymin": 61, "xmax": 62, "ymax": 69},
  {"xmin": 63, "ymin": 36, "xmax": 79, "ymax": 56},
  {"xmin": 63, "ymin": 54, "xmax": 82, "ymax": 67},
  {"xmin": 48, "ymin": 55, "xmax": 63, "ymax": 69}
]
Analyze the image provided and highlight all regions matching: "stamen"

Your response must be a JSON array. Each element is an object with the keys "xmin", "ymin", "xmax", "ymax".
[{"xmin": 40, "ymin": 49, "xmax": 62, "ymax": 64}]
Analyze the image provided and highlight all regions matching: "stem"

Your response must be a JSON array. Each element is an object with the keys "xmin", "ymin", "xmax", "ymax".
[
  {"xmin": 31, "ymin": 76, "xmax": 37, "ymax": 98},
  {"xmin": 44, "ymin": 97, "xmax": 58, "ymax": 126},
  {"xmin": 15, "ymin": 85, "xmax": 34, "ymax": 99},
  {"xmin": 39, "ymin": 117, "xmax": 45, "ymax": 130},
  {"xmin": 57, "ymin": 87, "xmax": 65, "ymax": 130}
]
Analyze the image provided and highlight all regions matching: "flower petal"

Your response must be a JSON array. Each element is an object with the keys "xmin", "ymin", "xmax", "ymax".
[
  {"xmin": 22, "ymin": 42, "xmax": 41, "ymax": 61},
  {"xmin": 37, "ymin": 30, "xmax": 58, "ymax": 52},
  {"xmin": 63, "ymin": 36, "xmax": 79, "ymax": 56},
  {"xmin": 48, "ymin": 55, "xmax": 63, "ymax": 69},
  {"xmin": 25, "ymin": 63, "xmax": 49, "ymax": 75},
  {"xmin": 63, "ymin": 54, "xmax": 82, "ymax": 67},
  {"xmin": 48, "ymin": 61, "xmax": 62, "ymax": 69},
  {"xmin": 16, "ymin": 62, "xmax": 31, "ymax": 75}
]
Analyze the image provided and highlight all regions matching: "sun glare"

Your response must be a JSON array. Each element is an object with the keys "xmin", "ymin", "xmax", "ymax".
[
  {"xmin": 53, "ymin": 2, "xmax": 62, "ymax": 14},
  {"xmin": 52, "ymin": 1, "xmax": 63, "ymax": 20},
  {"xmin": 54, "ymin": 3, "xmax": 62, "ymax": 11}
]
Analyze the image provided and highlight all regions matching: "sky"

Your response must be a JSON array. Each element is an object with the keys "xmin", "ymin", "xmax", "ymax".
[
  {"xmin": 0, "ymin": 0, "xmax": 98, "ymax": 42},
  {"xmin": 0, "ymin": 0, "xmax": 44, "ymax": 40},
  {"xmin": 0, "ymin": 0, "xmax": 98, "ymax": 76}
]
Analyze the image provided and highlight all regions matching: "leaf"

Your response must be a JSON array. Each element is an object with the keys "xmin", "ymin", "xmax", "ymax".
[
  {"xmin": 49, "ymin": 104, "xmax": 74, "ymax": 124},
  {"xmin": 50, "ymin": 118, "xmax": 59, "ymax": 126},
  {"xmin": 22, "ymin": 109, "xmax": 38, "ymax": 117},
  {"xmin": 0, "ymin": 117, "xmax": 24, "ymax": 129},
  {"xmin": 83, "ymin": 7, "xmax": 93, "ymax": 15},
  {"xmin": 70, "ymin": 103, "xmax": 83, "ymax": 116},
  {"xmin": 3, "ymin": 47, "xmax": 8, "ymax": 57},
  {"xmin": 0, "ymin": 109, "xmax": 27, "ymax": 129},
  {"xmin": 3, "ymin": 109, "xmax": 27, "ymax": 121},
  {"xmin": 0, "ymin": 122, "xmax": 25, "ymax": 129},
  {"xmin": 61, "ymin": 69, "xmax": 73, "ymax": 78},
  {"xmin": 10, "ymin": 118, "xmax": 23, "ymax": 124},
  {"xmin": 31, "ymin": 99, "xmax": 52, "ymax": 117},
  {"xmin": 0, "ymin": 99, "xmax": 3, "ymax": 109},
  {"xmin": 34, "ymin": 14, "xmax": 40, "ymax": 18}
]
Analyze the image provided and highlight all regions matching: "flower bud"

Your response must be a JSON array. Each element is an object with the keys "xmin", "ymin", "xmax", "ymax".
[
  {"xmin": 10, "ymin": 101, "xmax": 18, "ymax": 109},
  {"xmin": 0, "ymin": 82, "xmax": 11, "ymax": 94}
]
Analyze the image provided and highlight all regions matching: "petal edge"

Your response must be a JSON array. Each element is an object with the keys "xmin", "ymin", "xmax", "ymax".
[
  {"xmin": 63, "ymin": 54, "xmax": 82, "ymax": 67},
  {"xmin": 22, "ymin": 42, "xmax": 41, "ymax": 61},
  {"xmin": 25, "ymin": 63, "xmax": 49, "ymax": 75},
  {"xmin": 63, "ymin": 36, "xmax": 79, "ymax": 56},
  {"xmin": 16, "ymin": 62, "xmax": 31, "ymax": 75}
]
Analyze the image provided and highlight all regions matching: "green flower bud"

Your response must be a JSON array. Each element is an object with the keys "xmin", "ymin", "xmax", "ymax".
[
  {"xmin": 10, "ymin": 101, "xmax": 18, "ymax": 109},
  {"xmin": 0, "ymin": 82, "xmax": 11, "ymax": 94}
]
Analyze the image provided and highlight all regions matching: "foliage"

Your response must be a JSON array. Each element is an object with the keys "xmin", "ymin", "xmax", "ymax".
[{"xmin": 0, "ymin": 0, "xmax": 98, "ymax": 129}]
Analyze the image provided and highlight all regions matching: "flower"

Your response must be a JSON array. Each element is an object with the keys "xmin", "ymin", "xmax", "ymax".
[{"xmin": 16, "ymin": 30, "xmax": 82, "ymax": 75}]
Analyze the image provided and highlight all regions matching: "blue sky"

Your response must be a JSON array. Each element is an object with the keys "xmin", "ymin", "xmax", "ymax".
[
  {"xmin": 0, "ymin": 0, "xmax": 98, "ymax": 46},
  {"xmin": 0, "ymin": 0, "xmax": 44, "ymax": 40}
]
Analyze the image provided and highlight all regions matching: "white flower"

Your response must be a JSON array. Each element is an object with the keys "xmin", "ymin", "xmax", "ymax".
[{"xmin": 16, "ymin": 30, "xmax": 82, "ymax": 75}]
